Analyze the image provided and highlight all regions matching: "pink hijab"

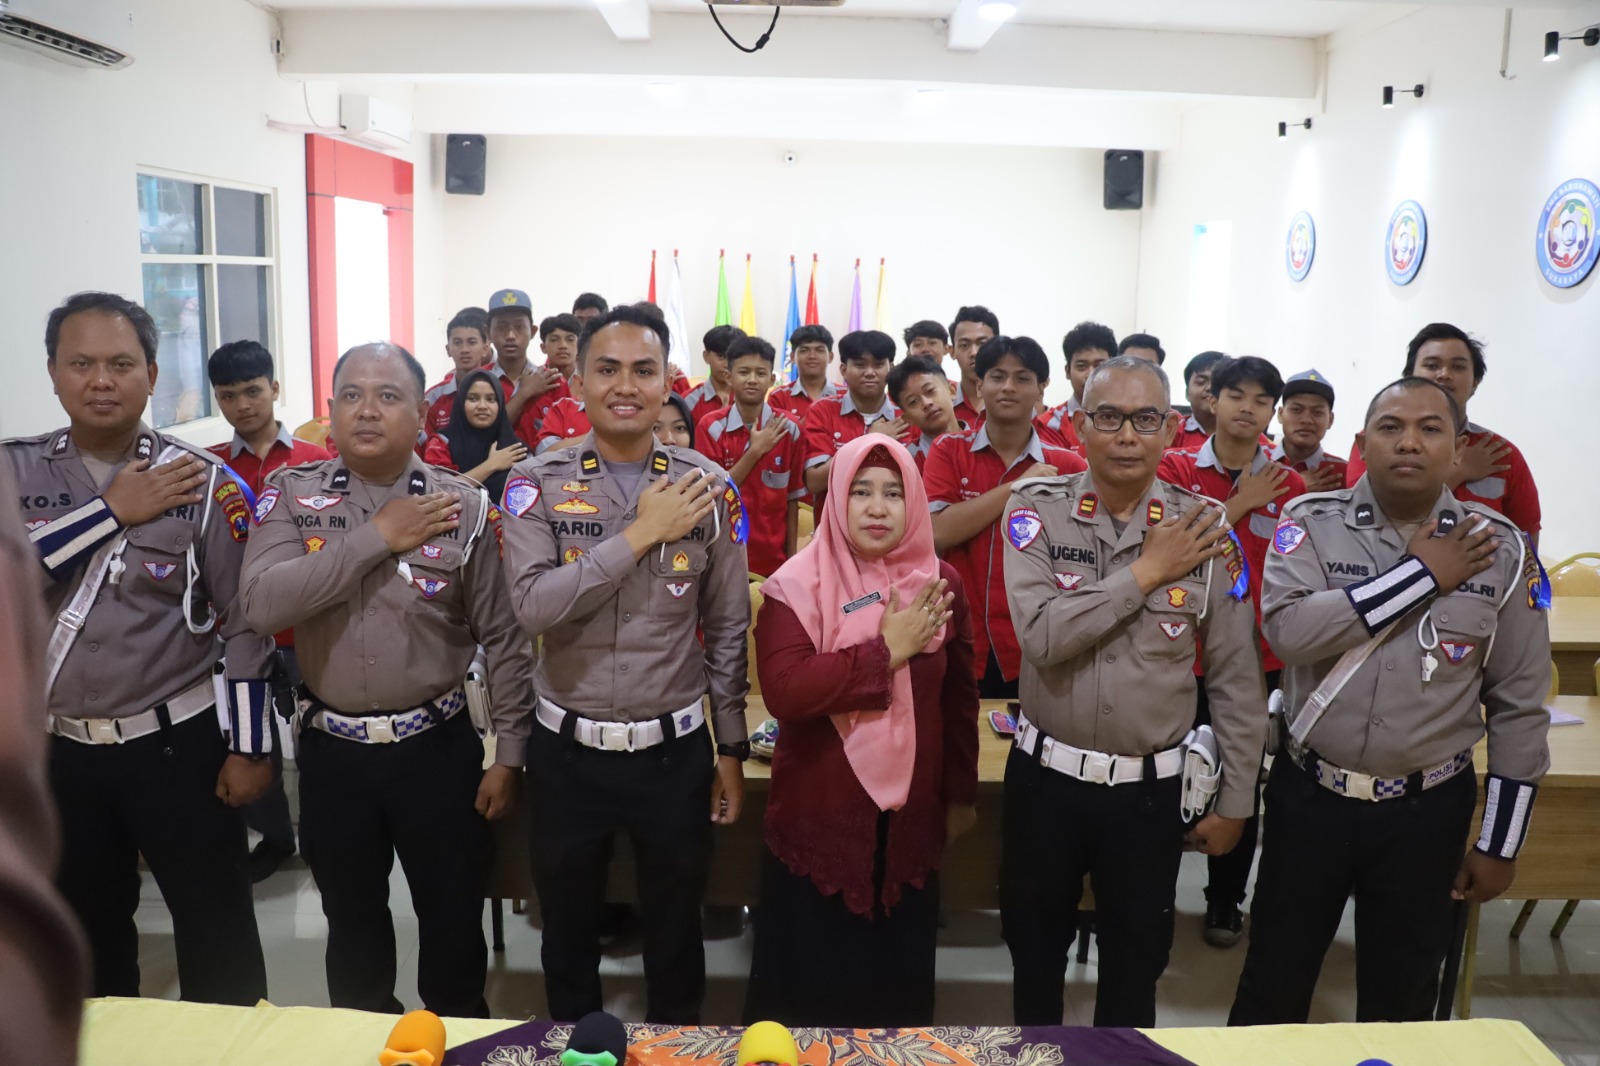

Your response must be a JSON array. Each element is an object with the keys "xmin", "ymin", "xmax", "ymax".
[{"xmin": 761, "ymin": 435, "xmax": 947, "ymax": 811}]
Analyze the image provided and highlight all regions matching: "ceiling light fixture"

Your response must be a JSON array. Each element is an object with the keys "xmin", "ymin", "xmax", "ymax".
[
  {"xmin": 1278, "ymin": 118, "xmax": 1312, "ymax": 139},
  {"xmin": 977, "ymin": 0, "xmax": 1017, "ymax": 23},
  {"xmin": 1545, "ymin": 26, "xmax": 1600, "ymax": 61},
  {"xmin": 1382, "ymin": 83, "xmax": 1424, "ymax": 108}
]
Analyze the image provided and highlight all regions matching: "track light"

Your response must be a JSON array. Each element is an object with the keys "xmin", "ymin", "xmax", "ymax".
[
  {"xmin": 1382, "ymin": 84, "xmax": 1424, "ymax": 108},
  {"xmin": 1278, "ymin": 118, "xmax": 1312, "ymax": 139},
  {"xmin": 1545, "ymin": 26, "xmax": 1600, "ymax": 61},
  {"xmin": 977, "ymin": 0, "xmax": 1017, "ymax": 22}
]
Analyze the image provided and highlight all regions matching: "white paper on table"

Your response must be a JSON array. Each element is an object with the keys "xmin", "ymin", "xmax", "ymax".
[{"xmin": 1545, "ymin": 705, "xmax": 1585, "ymax": 726}]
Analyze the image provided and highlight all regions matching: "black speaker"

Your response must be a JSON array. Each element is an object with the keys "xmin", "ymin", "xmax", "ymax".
[
  {"xmin": 1103, "ymin": 149, "xmax": 1143, "ymax": 210},
  {"xmin": 446, "ymin": 134, "xmax": 487, "ymax": 196}
]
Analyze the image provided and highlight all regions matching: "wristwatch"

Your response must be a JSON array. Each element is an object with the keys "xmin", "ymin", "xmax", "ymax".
[{"xmin": 717, "ymin": 741, "xmax": 752, "ymax": 762}]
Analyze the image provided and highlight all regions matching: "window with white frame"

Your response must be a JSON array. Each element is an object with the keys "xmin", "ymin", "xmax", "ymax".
[{"xmin": 136, "ymin": 173, "xmax": 277, "ymax": 429}]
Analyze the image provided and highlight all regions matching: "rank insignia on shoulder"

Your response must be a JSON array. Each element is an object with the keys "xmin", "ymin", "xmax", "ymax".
[
  {"xmin": 1354, "ymin": 502, "xmax": 1375, "ymax": 526},
  {"xmin": 1146, "ymin": 499, "xmax": 1163, "ymax": 526},
  {"xmin": 1077, "ymin": 494, "xmax": 1099, "ymax": 519},
  {"xmin": 1437, "ymin": 509, "xmax": 1458, "ymax": 535},
  {"xmin": 580, "ymin": 451, "xmax": 600, "ymax": 475},
  {"xmin": 408, "ymin": 471, "xmax": 428, "ymax": 495},
  {"xmin": 651, "ymin": 452, "xmax": 671, "ymax": 475},
  {"xmin": 330, "ymin": 469, "xmax": 351, "ymax": 491},
  {"xmin": 136, "ymin": 436, "xmax": 154, "ymax": 461}
]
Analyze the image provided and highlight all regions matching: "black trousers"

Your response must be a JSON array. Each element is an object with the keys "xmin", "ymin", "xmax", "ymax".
[
  {"xmin": 1001, "ymin": 744, "xmax": 1186, "ymax": 1027},
  {"xmin": 978, "ymin": 649, "xmax": 1020, "ymax": 701},
  {"xmin": 297, "ymin": 710, "xmax": 491, "ymax": 1018},
  {"xmin": 243, "ymin": 649, "xmax": 298, "ymax": 853},
  {"xmin": 1192, "ymin": 669, "xmax": 1279, "ymax": 908},
  {"xmin": 1229, "ymin": 754, "xmax": 1477, "ymax": 1025},
  {"xmin": 49, "ymin": 708, "xmax": 267, "ymax": 1004},
  {"xmin": 526, "ymin": 721, "xmax": 713, "ymax": 1024},
  {"xmin": 745, "ymin": 817, "xmax": 940, "ymax": 1027}
]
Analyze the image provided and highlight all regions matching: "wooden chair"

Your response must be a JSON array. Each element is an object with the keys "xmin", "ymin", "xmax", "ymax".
[
  {"xmin": 292, "ymin": 418, "xmax": 331, "ymax": 448},
  {"xmin": 1550, "ymin": 555, "xmax": 1600, "ymax": 597},
  {"xmin": 747, "ymin": 577, "xmax": 765, "ymax": 697},
  {"xmin": 796, "ymin": 502, "xmax": 815, "ymax": 552}
]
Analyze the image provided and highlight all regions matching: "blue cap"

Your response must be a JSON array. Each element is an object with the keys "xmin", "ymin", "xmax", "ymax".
[
  {"xmin": 1282, "ymin": 368, "xmax": 1334, "ymax": 404},
  {"xmin": 487, "ymin": 288, "xmax": 533, "ymax": 316}
]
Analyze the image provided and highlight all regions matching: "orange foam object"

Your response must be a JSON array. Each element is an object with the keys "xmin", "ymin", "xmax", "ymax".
[{"xmin": 378, "ymin": 1010, "xmax": 446, "ymax": 1066}]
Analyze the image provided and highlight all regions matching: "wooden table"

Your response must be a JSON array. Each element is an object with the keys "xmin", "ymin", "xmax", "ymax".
[
  {"xmin": 1452, "ymin": 696, "xmax": 1600, "ymax": 1016},
  {"xmin": 487, "ymin": 697, "xmax": 1017, "ymax": 913},
  {"xmin": 1548, "ymin": 597, "xmax": 1600, "ymax": 695}
]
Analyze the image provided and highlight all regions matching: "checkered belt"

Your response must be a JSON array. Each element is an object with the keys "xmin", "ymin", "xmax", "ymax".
[
  {"xmin": 1015, "ymin": 712, "xmax": 1184, "ymax": 785},
  {"xmin": 536, "ymin": 698, "xmax": 704, "ymax": 752},
  {"xmin": 1288, "ymin": 740, "xmax": 1474, "ymax": 802},
  {"xmin": 305, "ymin": 687, "xmax": 466, "ymax": 744},
  {"xmin": 50, "ymin": 677, "xmax": 214, "ymax": 745}
]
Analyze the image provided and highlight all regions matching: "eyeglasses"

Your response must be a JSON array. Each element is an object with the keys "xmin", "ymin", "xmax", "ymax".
[{"xmin": 1086, "ymin": 407, "xmax": 1167, "ymax": 435}]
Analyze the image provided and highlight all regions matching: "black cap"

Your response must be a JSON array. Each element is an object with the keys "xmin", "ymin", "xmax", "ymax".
[{"xmin": 1281, "ymin": 368, "xmax": 1335, "ymax": 405}]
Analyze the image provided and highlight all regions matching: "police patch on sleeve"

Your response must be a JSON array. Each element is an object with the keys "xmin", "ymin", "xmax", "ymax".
[
  {"xmin": 1273, "ymin": 519, "xmax": 1307, "ymax": 555},
  {"xmin": 1006, "ymin": 507, "xmax": 1043, "ymax": 550},
  {"xmin": 504, "ymin": 476, "xmax": 540, "ymax": 518},
  {"xmin": 253, "ymin": 487, "xmax": 281, "ymax": 525}
]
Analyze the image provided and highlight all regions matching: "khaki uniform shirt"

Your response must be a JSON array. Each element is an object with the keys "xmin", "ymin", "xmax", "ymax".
[
  {"xmin": 1003, "ymin": 471, "xmax": 1267, "ymax": 818},
  {"xmin": 3, "ymin": 425, "xmax": 273, "ymax": 749},
  {"xmin": 238, "ymin": 454, "xmax": 535, "ymax": 767},
  {"xmin": 1263, "ymin": 479, "xmax": 1551, "ymax": 783},
  {"xmin": 499, "ymin": 434, "xmax": 751, "ymax": 745}
]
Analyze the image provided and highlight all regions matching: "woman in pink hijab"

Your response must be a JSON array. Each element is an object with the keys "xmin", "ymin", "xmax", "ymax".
[{"xmin": 745, "ymin": 435, "xmax": 979, "ymax": 1027}]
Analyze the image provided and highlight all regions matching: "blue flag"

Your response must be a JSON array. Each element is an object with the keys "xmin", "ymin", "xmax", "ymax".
[{"xmin": 782, "ymin": 256, "xmax": 801, "ymax": 383}]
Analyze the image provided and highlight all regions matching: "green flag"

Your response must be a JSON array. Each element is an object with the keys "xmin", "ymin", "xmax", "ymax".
[{"xmin": 714, "ymin": 249, "xmax": 732, "ymax": 326}]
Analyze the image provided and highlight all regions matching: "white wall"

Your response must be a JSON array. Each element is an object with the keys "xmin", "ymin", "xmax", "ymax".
[
  {"xmin": 421, "ymin": 135, "xmax": 1144, "ymax": 402},
  {"xmin": 1134, "ymin": 4, "xmax": 1600, "ymax": 557},
  {"xmin": 0, "ymin": 0, "xmax": 437, "ymax": 445}
]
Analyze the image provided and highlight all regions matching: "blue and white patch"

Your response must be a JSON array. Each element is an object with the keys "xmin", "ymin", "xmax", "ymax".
[
  {"xmin": 413, "ymin": 577, "xmax": 450, "ymax": 599},
  {"xmin": 420, "ymin": 544, "xmax": 443, "ymax": 560},
  {"xmin": 504, "ymin": 476, "xmax": 540, "ymax": 518},
  {"xmin": 1440, "ymin": 641, "xmax": 1476, "ymax": 664},
  {"xmin": 1274, "ymin": 520, "xmax": 1307, "ymax": 555},
  {"xmin": 143, "ymin": 561, "xmax": 178, "ymax": 581},
  {"xmin": 253, "ymin": 487, "xmax": 281, "ymax": 525},
  {"xmin": 1006, "ymin": 507, "xmax": 1043, "ymax": 550}
]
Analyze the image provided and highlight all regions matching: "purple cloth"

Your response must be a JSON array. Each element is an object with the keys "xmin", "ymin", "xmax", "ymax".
[{"xmin": 445, "ymin": 1022, "xmax": 1195, "ymax": 1066}]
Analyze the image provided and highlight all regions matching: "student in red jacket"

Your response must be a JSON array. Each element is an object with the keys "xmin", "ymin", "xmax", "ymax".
[
  {"xmin": 749, "ymin": 435, "xmax": 978, "ymax": 1027},
  {"xmin": 801, "ymin": 330, "xmax": 917, "ymax": 500},
  {"xmin": 1157, "ymin": 355, "xmax": 1303, "ymax": 948},
  {"xmin": 1036, "ymin": 321, "xmax": 1117, "ymax": 451},
  {"xmin": 886, "ymin": 355, "xmax": 966, "ymax": 472},
  {"xmin": 767, "ymin": 324, "xmax": 844, "ymax": 424},
  {"xmin": 1343, "ymin": 322, "xmax": 1541, "ymax": 547}
]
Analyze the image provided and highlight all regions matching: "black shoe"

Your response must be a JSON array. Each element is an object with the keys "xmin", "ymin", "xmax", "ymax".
[
  {"xmin": 1203, "ymin": 900, "xmax": 1244, "ymax": 948},
  {"xmin": 248, "ymin": 839, "xmax": 295, "ymax": 884}
]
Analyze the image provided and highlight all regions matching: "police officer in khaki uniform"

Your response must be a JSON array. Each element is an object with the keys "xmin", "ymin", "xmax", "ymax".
[
  {"xmin": 239, "ymin": 342, "xmax": 535, "ymax": 1018},
  {"xmin": 1230, "ymin": 377, "xmax": 1551, "ymax": 1025},
  {"xmin": 3, "ymin": 292, "xmax": 273, "ymax": 1004},
  {"xmin": 1001, "ymin": 356, "xmax": 1268, "ymax": 1028},
  {"xmin": 499, "ymin": 305, "xmax": 750, "ymax": 1024}
]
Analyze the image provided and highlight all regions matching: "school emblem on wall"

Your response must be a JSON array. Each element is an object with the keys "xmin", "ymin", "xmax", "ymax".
[
  {"xmin": 1385, "ymin": 200, "xmax": 1427, "ymax": 286},
  {"xmin": 1535, "ymin": 178, "xmax": 1599, "ymax": 289},
  {"xmin": 1286, "ymin": 211, "xmax": 1316, "ymax": 282}
]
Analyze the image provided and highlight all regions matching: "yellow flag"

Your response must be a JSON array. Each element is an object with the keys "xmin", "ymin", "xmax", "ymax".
[
  {"xmin": 874, "ymin": 257, "xmax": 888, "ymax": 330},
  {"xmin": 740, "ymin": 255, "xmax": 758, "ymax": 335}
]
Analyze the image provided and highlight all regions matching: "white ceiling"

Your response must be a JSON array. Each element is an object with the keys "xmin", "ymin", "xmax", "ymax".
[{"xmin": 263, "ymin": 0, "xmax": 1595, "ymax": 38}]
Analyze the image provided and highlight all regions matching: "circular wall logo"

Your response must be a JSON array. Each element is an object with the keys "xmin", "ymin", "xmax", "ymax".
[
  {"xmin": 1286, "ymin": 211, "xmax": 1316, "ymax": 282},
  {"xmin": 1385, "ymin": 200, "xmax": 1427, "ymax": 285},
  {"xmin": 1536, "ymin": 178, "xmax": 1599, "ymax": 289}
]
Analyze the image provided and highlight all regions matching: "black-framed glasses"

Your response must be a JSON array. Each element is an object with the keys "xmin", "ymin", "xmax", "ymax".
[{"xmin": 1086, "ymin": 407, "xmax": 1167, "ymax": 435}]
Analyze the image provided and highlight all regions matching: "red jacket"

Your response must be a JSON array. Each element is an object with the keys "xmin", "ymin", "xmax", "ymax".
[
  {"xmin": 1033, "ymin": 399, "xmax": 1083, "ymax": 452},
  {"xmin": 1343, "ymin": 424, "xmax": 1541, "ymax": 535},
  {"xmin": 766, "ymin": 378, "xmax": 846, "ymax": 425},
  {"xmin": 696, "ymin": 403, "xmax": 804, "ymax": 578},
  {"xmin": 533, "ymin": 398, "xmax": 591, "ymax": 454},
  {"xmin": 923, "ymin": 427, "xmax": 1085, "ymax": 680},
  {"xmin": 755, "ymin": 559, "xmax": 978, "ymax": 916},
  {"xmin": 1157, "ymin": 438, "xmax": 1306, "ymax": 672}
]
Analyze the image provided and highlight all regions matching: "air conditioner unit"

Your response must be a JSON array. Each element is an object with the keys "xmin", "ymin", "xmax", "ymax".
[
  {"xmin": 0, "ymin": 0, "xmax": 134, "ymax": 69},
  {"xmin": 340, "ymin": 94, "xmax": 413, "ymax": 151}
]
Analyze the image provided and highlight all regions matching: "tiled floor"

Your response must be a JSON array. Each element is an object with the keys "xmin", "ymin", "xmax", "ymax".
[{"xmin": 129, "ymin": 827, "xmax": 1600, "ymax": 1064}]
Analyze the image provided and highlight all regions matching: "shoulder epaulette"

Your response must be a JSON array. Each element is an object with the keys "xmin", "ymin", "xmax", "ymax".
[
  {"xmin": 1283, "ymin": 488, "xmax": 1352, "ymax": 518},
  {"xmin": 0, "ymin": 432, "xmax": 54, "ymax": 448},
  {"xmin": 1459, "ymin": 499, "xmax": 1526, "ymax": 538},
  {"xmin": 1011, "ymin": 469, "xmax": 1086, "ymax": 498}
]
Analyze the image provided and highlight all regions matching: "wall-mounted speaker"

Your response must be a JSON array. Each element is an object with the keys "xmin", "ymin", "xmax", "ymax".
[
  {"xmin": 1103, "ymin": 149, "xmax": 1144, "ymax": 210},
  {"xmin": 446, "ymin": 134, "xmax": 487, "ymax": 196}
]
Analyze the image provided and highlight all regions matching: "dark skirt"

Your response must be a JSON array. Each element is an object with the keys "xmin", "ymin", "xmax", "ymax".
[{"xmin": 744, "ymin": 813, "xmax": 940, "ymax": 1028}]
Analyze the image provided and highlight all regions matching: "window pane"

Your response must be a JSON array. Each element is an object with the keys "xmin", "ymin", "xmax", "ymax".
[
  {"xmin": 218, "ymin": 265, "xmax": 270, "ymax": 348},
  {"xmin": 142, "ymin": 263, "xmax": 211, "ymax": 428},
  {"xmin": 137, "ymin": 175, "xmax": 203, "ymax": 255},
  {"xmin": 215, "ymin": 187, "xmax": 267, "ymax": 257}
]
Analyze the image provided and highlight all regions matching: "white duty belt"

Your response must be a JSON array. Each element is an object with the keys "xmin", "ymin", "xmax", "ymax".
[
  {"xmin": 1015, "ymin": 712, "xmax": 1184, "ymax": 785},
  {"xmin": 537, "ymin": 698, "xmax": 704, "ymax": 752},
  {"xmin": 50, "ymin": 677, "xmax": 214, "ymax": 745}
]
